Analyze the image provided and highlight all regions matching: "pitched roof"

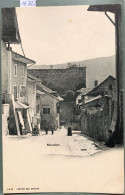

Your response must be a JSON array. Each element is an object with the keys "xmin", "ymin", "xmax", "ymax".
[
  {"xmin": 76, "ymin": 88, "xmax": 93, "ymax": 95},
  {"xmin": 14, "ymin": 101, "xmax": 30, "ymax": 109},
  {"xmin": 27, "ymin": 73, "xmax": 64, "ymax": 101},
  {"xmin": 73, "ymin": 88, "xmax": 92, "ymax": 101},
  {"xmin": 27, "ymin": 73, "xmax": 54, "ymax": 93},
  {"xmin": 85, "ymin": 75, "xmax": 116, "ymax": 96},
  {"xmin": 27, "ymin": 73, "xmax": 42, "ymax": 82},
  {"xmin": 2, "ymin": 8, "xmax": 21, "ymax": 44},
  {"xmin": 36, "ymin": 90, "xmax": 45, "ymax": 95},
  {"xmin": 36, "ymin": 82, "xmax": 53, "ymax": 93},
  {"xmin": 36, "ymin": 83, "xmax": 63, "ymax": 101},
  {"xmin": 56, "ymin": 96, "xmax": 64, "ymax": 101},
  {"xmin": 12, "ymin": 51, "xmax": 35, "ymax": 64},
  {"xmin": 84, "ymin": 95, "xmax": 102, "ymax": 104},
  {"xmin": 27, "ymin": 78, "xmax": 36, "ymax": 83}
]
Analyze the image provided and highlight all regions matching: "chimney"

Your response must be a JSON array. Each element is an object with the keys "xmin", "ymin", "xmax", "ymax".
[{"xmin": 94, "ymin": 80, "xmax": 98, "ymax": 88}]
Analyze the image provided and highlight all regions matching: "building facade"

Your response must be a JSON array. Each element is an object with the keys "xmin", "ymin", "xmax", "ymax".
[
  {"xmin": 1, "ymin": 8, "xmax": 35, "ymax": 135},
  {"xmin": 40, "ymin": 92, "xmax": 61, "ymax": 130}
]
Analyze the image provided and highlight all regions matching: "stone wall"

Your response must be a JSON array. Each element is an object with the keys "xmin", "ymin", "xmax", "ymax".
[{"xmin": 28, "ymin": 67, "xmax": 86, "ymax": 97}]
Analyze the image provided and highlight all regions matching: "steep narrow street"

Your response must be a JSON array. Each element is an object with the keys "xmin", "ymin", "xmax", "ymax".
[
  {"xmin": 37, "ymin": 127, "xmax": 102, "ymax": 157},
  {"xmin": 4, "ymin": 127, "xmax": 102, "ymax": 157}
]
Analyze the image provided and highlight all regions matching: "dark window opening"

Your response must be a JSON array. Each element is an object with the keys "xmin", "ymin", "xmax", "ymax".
[
  {"xmin": 109, "ymin": 84, "xmax": 112, "ymax": 91},
  {"xmin": 43, "ymin": 108, "xmax": 50, "ymax": 115},
  {"xmin": 57, "ymin": 105, "xmax": 60, "ymax": 113}
]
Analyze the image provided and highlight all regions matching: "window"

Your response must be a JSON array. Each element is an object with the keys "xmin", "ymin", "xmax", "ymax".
[
  {"xmin": 56, "ymin": 103, "xmax": 60, "ymax": 113},
  {"xmin": 21, "ymin": 66, "xmax": 24, "ymax": 77},
  {"xmin": 43, "ymin": 108, "xmax": 50, "ymax": 115},
  {"xmin": 78, "ymin": 99, "xmax": 82, "ymax": 103},
  {"xmin": 20, "ymin": 86, "xmax": 26, "ymax": 97},
  {"xmin": 14, "ymin": 64, "xmax": 17, "ymax": 76},
  {"xmin": 109, "ymin": 84, "xmax": 112, "ymax": 91},
  {"xmin": 14, "ymin": 86, "xmax": 18, "ymax": 99}
]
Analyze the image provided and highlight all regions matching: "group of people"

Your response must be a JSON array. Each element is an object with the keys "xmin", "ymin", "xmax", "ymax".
[
  {"xmin": 32, "ymin": 123, "xmax": 55, "ymax": 136},
  {"xmin": 19, "ymin": 124, "xmax": 55, "ymax": 136},
  {"xmin": 45, "ymin": 126, "xmax": 55, "ymax": 135}
]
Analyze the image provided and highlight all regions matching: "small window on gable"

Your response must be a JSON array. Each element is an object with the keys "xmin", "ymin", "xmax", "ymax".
[
  {"xmin": 21, "ymin": 66, "xmax": 24, "ymax": 77},
  {"xmin": 14, "ymin": 64, "xmax": 17, "ymax": 76},
  {"xmin": 109, "ymin": 84, "xmax": 112, "ymax": 91}
]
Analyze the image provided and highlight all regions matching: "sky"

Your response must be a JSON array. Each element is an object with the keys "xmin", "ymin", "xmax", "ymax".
[{"xmin": 12, "ymin": 5, "xmax": 115, "ymax": 65}]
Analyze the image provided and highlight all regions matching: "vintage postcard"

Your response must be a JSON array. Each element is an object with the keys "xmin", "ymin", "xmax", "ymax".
[{"xmin": 1, "ymin": 4, "xmax": 124, "ymax": 194}]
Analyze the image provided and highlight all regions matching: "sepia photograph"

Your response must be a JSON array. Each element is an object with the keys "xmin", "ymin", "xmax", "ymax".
[{"xmin": 1, "ymin": 4, "xmax": 124, "ymax": 194}]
